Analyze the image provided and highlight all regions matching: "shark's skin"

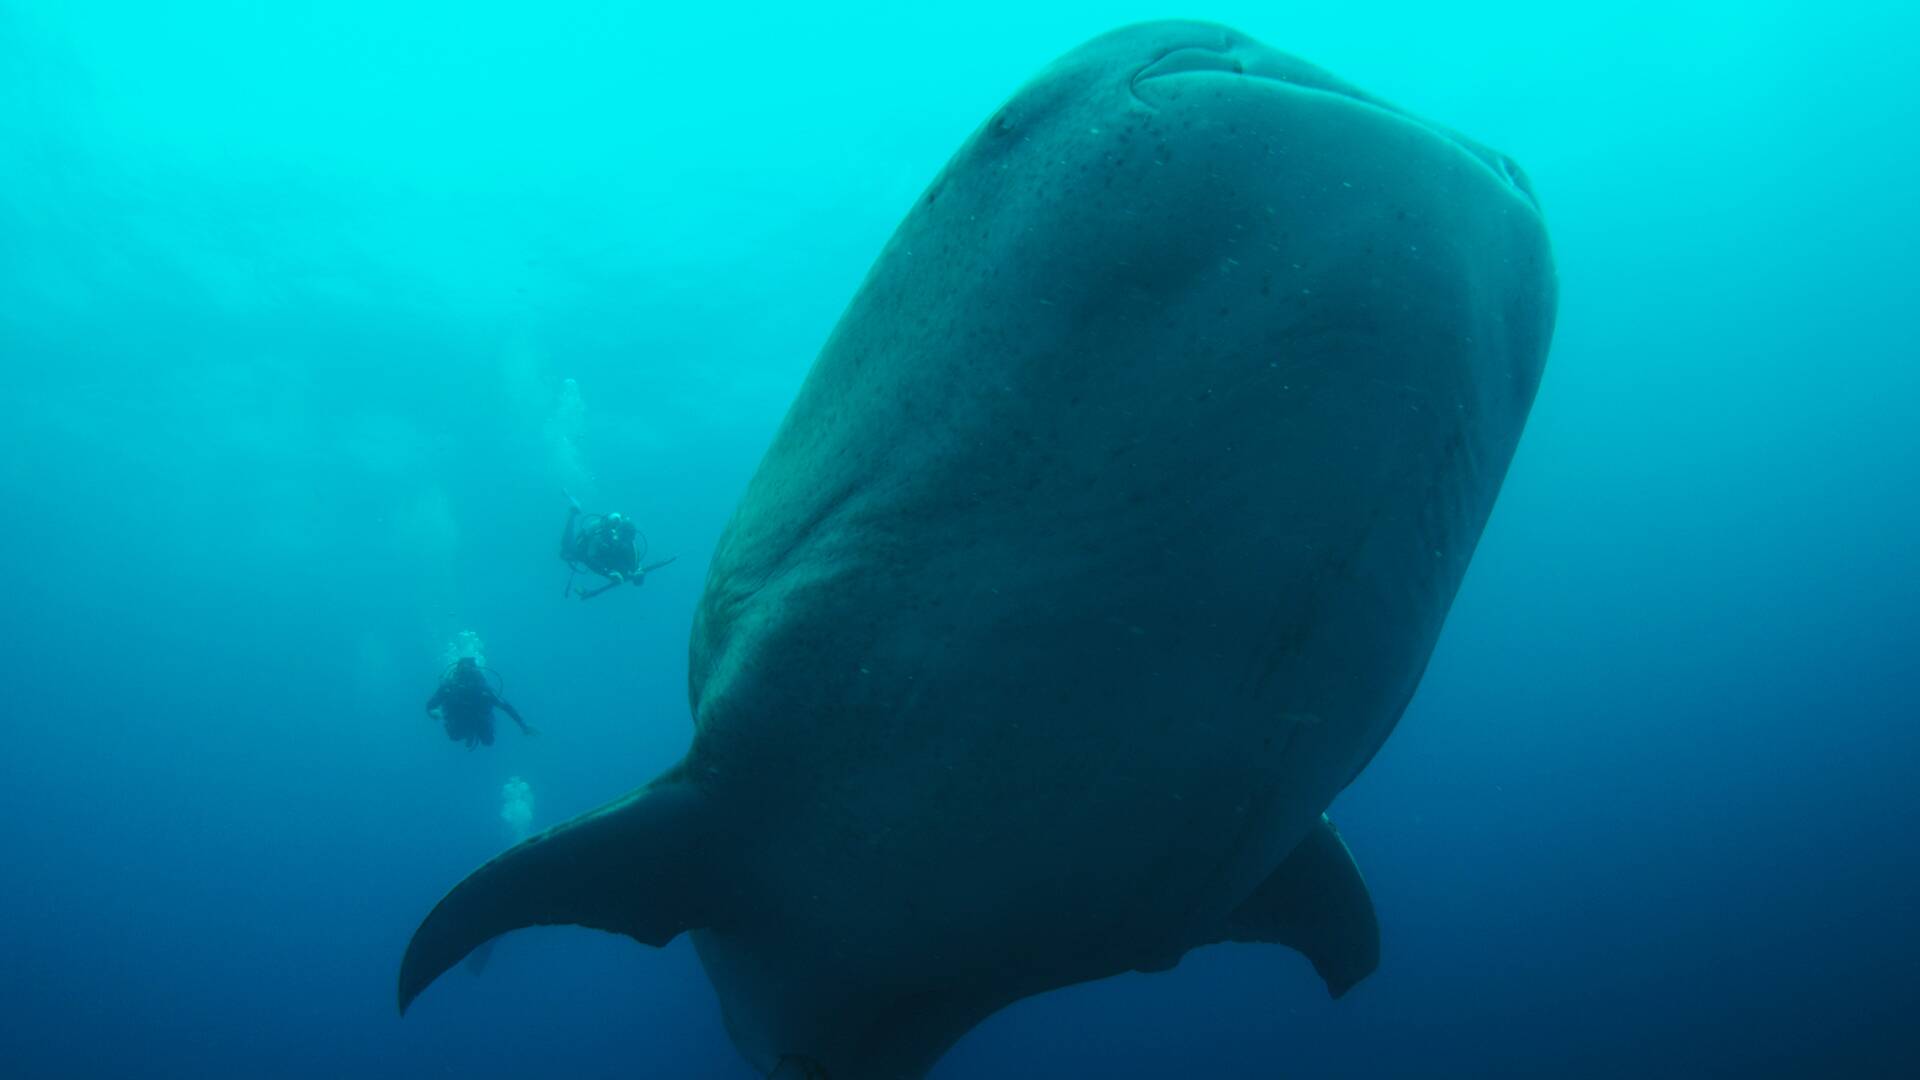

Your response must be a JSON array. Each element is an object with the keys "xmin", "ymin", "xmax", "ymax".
[{"xmin": 399, "ymin": 19, "xmax": 1555, "ymax": 1079}]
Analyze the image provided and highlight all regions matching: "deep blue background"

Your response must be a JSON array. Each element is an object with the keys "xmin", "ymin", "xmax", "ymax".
[{"xmin": 2, "ymin": 2, "xmax": 1915, "ymax": 1076}]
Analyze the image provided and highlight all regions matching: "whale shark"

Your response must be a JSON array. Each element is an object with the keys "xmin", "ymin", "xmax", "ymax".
[{"xmin": 399, "ymin": 19, "xmax": 1556, "ymax": 1079}]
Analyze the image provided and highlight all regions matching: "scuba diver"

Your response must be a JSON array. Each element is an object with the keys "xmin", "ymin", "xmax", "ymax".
[
  {"xmin": 426, "ymin": 657, "xmax": 536, "ymax": 749},
  {"xmin": 560, "ymin": 494, "xmax": 677, "ymax": 601}
]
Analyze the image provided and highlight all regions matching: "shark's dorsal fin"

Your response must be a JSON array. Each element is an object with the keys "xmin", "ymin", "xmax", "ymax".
[
  {"xmin": 1225, "ymin": 814, "xmax": 1380, "ymax": 997},
  {"xmin": 398, "ymin": 774, "xmax": 717, "ymax": 1013}
]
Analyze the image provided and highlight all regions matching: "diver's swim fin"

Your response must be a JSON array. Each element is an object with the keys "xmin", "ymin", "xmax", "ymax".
[
  {"xmin": 1223, "ymin": 814, "xmax": 1379, "ymax": 997},
  {"xmin": 398, "ymin": 774, "xmax": 717, "ymax": 1013}
]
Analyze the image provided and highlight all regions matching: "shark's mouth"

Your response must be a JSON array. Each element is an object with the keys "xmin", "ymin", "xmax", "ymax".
[
  {"xmin": 1133, "ymin": 45, "xmax": 1249, "ymax": 84},
  {"xmin": 1128, "ymin": 43, "xmax": 1539, "ymax": 211},
  {"xmin": 1129, "ymin": 44, "xmax": 1300, "ymax": 107}
]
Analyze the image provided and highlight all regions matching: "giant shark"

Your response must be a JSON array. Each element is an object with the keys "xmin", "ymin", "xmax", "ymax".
[{"xmin": 399, "ymin": 19, "xmax": 1556, "ymax": 1078}]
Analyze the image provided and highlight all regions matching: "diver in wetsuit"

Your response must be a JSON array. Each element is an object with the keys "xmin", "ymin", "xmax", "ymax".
[
  {"xmin": 560, "ymin": 495, "xmax": 677, "ymax": 601},
  {"xmin": 426, "ymin": 657, "xmax": 536, "ymax": 749}
]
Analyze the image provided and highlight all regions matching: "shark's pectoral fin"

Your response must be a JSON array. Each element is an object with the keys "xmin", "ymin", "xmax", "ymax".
[
  {"xmin": 769, "ymin": 1055, "xmax": 833, "ymax": 1079},
  {"xmin": 461, "ymin": 939, "xmax": 497, "ymax": 977},
  {"xmin": 398, "ymin": 775, "xmax": 716, "ymax": 1013},
  {"xmin": 1225, "ymin": 814, "xmax": 1380, "ymax": 998}
]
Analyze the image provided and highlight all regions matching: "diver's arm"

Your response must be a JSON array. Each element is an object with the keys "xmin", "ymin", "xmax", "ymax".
[
  {"xmin": 425, "ymin": 689, "xmax": 445, "ymax": 713},
  {"xmin": 575, "ymin": 578, "xmax": 624, "ymax": 600},
  {"xmin": 495, "ymin": 697, "xmax": 536, "ymax": 735}
]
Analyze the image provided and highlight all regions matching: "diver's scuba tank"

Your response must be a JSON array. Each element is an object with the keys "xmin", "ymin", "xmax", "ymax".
[{"xmin": 440, "ymin": 660, "xmax": 503, "ymax": 698}]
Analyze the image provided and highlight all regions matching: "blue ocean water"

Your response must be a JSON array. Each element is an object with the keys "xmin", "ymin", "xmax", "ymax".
[{"xmin": 2, "ymin": 1, "xmax": 1915, "ymax": 1076}]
